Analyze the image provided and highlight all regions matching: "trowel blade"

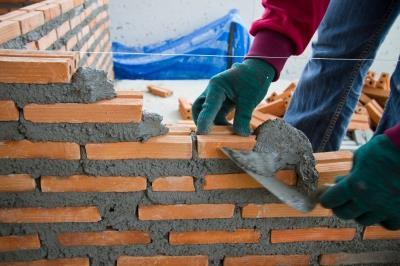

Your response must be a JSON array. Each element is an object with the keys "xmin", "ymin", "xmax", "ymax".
[{"xmin": 221, "ymin": 147, "xmax": 316, "ymax": 212}]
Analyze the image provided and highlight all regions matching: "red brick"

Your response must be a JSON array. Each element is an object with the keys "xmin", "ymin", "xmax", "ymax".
[
  {"xmin": 0, "ymin": 174, "xmax": 36, "ymax": 192},
  {"xmin": 0, "ymin": 10, "xmax": 28, "ymax": 21},
  {"xmin": 203, "ymin": 171, "xmax": 297, "ymax": 190},
  {"xmin": 56, "ymin": 20, "xmax": 70, "ymax": 38},
  {"xmin": 69, "ymin": 15, "xmax": 81, "ymax": 29},
  {"xmin": 363, "ymin": 226, "xmax": 400, "ymax": 240},
  {"xmin": 35, "ymin": 4, "xmax": 61, "ymax": 22},
  {"xmin": 86, "ymin": 135, "xmax": 192, "ymax": 160},
  {"xmin": 152, "ymin": 176, "xmax": 195, "ymax": 192},
  {"xmin": 242, "ymin": 203, "xmax": 332, "ymax": 218},
  {"xmin": 0, "ymin": 234, "xmax": 40, "ymax": 252},
  {"xmin": 10, "ymin": 11, "xmax": 44, "ymax": 34},
  {"xmin": 0, "ymin": 20, "xmax": 21, "ymax": 44},
  {"xmin": 271, "ymin": 227, "xmax": 356, "ymax": 243},
  {"xmin": 138, "ymin": 204, "xmax": 235, "ymax": 220},
  {"xmin": 116, "ymin": 91, "xmax": 144, "ymax": 99},
  {"xmin": 0, "ymin": 100, "xmax": 19, "ymax": 121},
  {"xmin": 0, "ymin": 207, "xmax": 101, "ymax": 223},
  {"xmin": 0, "ymin": 258, "xmax": 89, "ymax": 266},
  {"xmin": 57, "ymin": 0, "xmax": 75, "ymax": 13},
  {"xmin": 319, "ymin": 251, "xmax": 400, "ymax": 265},
  {"xmin": 24, "ymin": 98, "xmax": 142, "ymax": 123},
  {"xmin": 316, "ymin": 161, "xmax": 352, "ymax": 186},
  {"xmin": 36, "ymin": 29, "xmax": 58, "ymax": 50},
  {"xmin": 197, "ymin": 135, "xmax": 256, "ymax": 159},
  {"xmin": 147, "ymin": 85, "xmax": 173, "ymax": 97},
  {"xmin": 0, "ymin": 140, "xmax": 80, "ymax": 160},
  {"xmin": 314, "ymin": 151, "xmax": 353, "ymax": 164},
  {"xmin": 66, "ymin": 35, "xmax": 78, "ymax": 50},
  {"xmin": 118, "ymin": 256, "xmax": 208, "ymax": 266},
  {"xmin": 224, "ymin": 255, "xmax": 310, "ymax": 266},
  {"xmin": 170, "ymin": 229, "xmax": 260, "ymax": 245},
  {"xmin": 58, "ymin": 230, "xmax": 150, "ymax": 246},
  {"xmin": 41, "ymin": 175, "xmax": 146, "ymax": 192}
]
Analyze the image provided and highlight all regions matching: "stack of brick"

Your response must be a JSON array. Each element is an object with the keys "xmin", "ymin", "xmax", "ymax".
[
  {"xmin": 0, "ymin": 0, "xmax": 113, "ymax": 79},
  {"xmin": 0, "ymin": 0, "xmax": 45, "ymax": 15}
]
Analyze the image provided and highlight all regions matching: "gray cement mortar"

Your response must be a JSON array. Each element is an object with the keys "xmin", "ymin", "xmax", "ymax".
[
  {"xmin": 0, "ymin": 67, "xmax": 115, "ymax": 108},
  {"xmin": 21, "ymin": 112, "xmax": 168, "ymax": 144},
  {"xmin": 0, "ymin": 122, "xmax": 24, "ymax": 140}
]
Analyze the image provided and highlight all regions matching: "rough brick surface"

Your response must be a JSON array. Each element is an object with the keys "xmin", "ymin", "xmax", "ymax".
[
  {"xmin": 58, "ymin": 231, "xmax": 151, "ymax": 246},
  {"xmin": 152, "ymin": 176, "xmax": 195, "ymax": 192},
  {"xmin": 41, "ymin": 175, "xmax": 147, "ymax": 192},
  {"xmin": 0, "ymin": 20, "xmax": 21, "ymax": 44},
  {"xmin": 35, "ymin": 3, "xmax": 61, "ymax": 22},
  {"xmin": 363, "ymin": 226, "xmax": 400, "ymax": 240},
  {"xmin": 314, "ymin": 151, "xmax": 353, "ymax": 164},
  {"xmin": 0, "ymin": 174, "xmax": 36, "ymax": 192},
  {"xmin": 319, "ymin": 251, "xmax": 400, "ymax": 265},
  {"xmin": 138, "ymin": 204, "xmax": 235, "ymax": 220},
  {"xmin": 9, "ymin": 11, "xmax": 44, "ymax": 34},
  {"xmin": 0, "ymin": 140, "xmax": 80, "ymax": 160},
  {"xmin": 118, "ymin": 256, "xmax": 208, "ymax": 266},
  {"xmin": 86, "ymin": 135, "xmax": 193, "ymax": 160},
  {"xmin": 224, "ymin": 255, "xmax": 310, "ymax": 266},
  {"xmin": 169, "ymin": 229, "xmax": 260, "ymax": 245},
  {"xmin": 242, "ymin": 204, "xmax": 332, "ymax": 218},
  {"xmin": 271, "ymin": 227, "xmax": 356, "ymax": 243},
  {"xmin": 24, "ymin": 98, "xmax": 142, "ymax": 123},
  {"xmin": 0, "ymin": 207, "xmax": 101, "ymax": 223},
  {"xmin": 0, "ymin": 234, "xmax": 40, "ymax": 252},
  {"xmin": 197, "ymin": 135, "xmax": 256, "ymax": 159},
  {"xmin": 0, "ymin": 258, "xmax": 89, "ymax": 266},
  {"xmin": 0, "ymin": 100, "xmax": 19, "ymax": 121},
  {"xmin": 203, "ymin": 171, "xmax": 297, "ymax": 190},
  {"xmin": 36, "ymin": 29, "xmax": 58, "ymax": 50}
]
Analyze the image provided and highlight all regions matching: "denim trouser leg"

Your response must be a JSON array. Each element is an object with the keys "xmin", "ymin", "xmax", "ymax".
[
  {"xmin": 375, "ymin": 58, "xmax": 400, "ymax": 135},
  {"xmin": 284, "ymin": 0, "xmax": 400, "ymax": 152}
]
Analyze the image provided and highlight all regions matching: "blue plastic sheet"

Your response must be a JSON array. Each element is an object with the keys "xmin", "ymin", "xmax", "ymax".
[{"xmin": 112, "ymin": 9, "xmax": 250, "ymax": 80}]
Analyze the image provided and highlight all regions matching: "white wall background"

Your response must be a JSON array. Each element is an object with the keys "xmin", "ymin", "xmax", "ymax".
[{"xmin": 109, "ymin": 0, "xmax": 399, "ymax": 80}]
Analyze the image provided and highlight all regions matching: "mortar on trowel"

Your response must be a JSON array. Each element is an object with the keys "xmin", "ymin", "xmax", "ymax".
[{"xmin": 221, "ymin": 119, "xmax": 331, "ymax": 212}]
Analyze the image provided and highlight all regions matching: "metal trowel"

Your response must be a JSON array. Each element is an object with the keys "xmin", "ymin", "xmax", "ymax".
[{"xmin": 220, "ymin": 119, "xmax": 331, "ymax": 212}]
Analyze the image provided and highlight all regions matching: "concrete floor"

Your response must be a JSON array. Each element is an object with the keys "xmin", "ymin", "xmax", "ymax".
[{"xmin": 114, "ymin": 79, "xmax": 294, "ymax": 124}]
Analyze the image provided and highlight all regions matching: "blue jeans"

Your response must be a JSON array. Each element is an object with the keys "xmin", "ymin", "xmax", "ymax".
[{"xmin": 284, "ymin": 0, "xmax": 400, "ymax": 152}]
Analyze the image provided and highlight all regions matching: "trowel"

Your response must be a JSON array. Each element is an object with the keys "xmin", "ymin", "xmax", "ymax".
[{"xmin": 221, "ymin": 120, "xmax": 332, "ymax": 212}]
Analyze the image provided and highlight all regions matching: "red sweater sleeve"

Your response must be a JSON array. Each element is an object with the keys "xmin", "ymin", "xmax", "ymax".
[{"xmin": 247, "ymin": 0, "xmax": 329, "ymax": 80}]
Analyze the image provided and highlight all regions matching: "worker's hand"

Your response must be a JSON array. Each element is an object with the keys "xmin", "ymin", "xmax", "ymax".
[
  {"xmin": 192, "ymin": 59, "xmax": 275, "ymax": 136},
  {"xmin": 320, "ymin": 135, "xmax": 400, "ymax": 230}
]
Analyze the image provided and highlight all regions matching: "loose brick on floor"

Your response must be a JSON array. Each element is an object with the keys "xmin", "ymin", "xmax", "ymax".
[
  {"xmin": 0, "ymin": 234, "xmax": 40, "ymax": 252},
  {"xmin": 203, "ymin": 171, "xmax": 297, "ymax": 190},
  {"xmin": 242, "ymin": 204, "xmax": 332, "ymax": 218},
  {"xmin": 169, "ymin": 229, "xmax": 260, "ymax": 245},
  {"xmin": 224, "ymin": 255, "xmax": 310, "ymax": 266},
  {"xmin": 86, "ymin": 135, "xmax": 192, "ymax": 160},
  {"xmin": 314, "ymin": 151, "xmax": 353, "ymax": 164},
  {"xmin": 152, "ymin": 176, "xmax": 195, "ymax": 192},
  {"xmin": 9, "ymin": 11, "xmax": 44, "ymax": 34},
  {"xmin": 256, "ymin": 99, "xmax": 287, "ymax": 117},
  {"xmin": 147, "ymin": 85, "xmax": 173, "ymax": 97},
  {"xmin": 0, "ymin": 56, "xmax": 73, "ymax": 84},
  {"xmin": 0, "ymin": 174, "xmax": 36, "ymax": 192},
  {"xmin": 117, "ymin": 256, "xmax": 208, "ymax": 266},
  {"xmin": 319, "ymin": 251, "xmax": 400, "ymax": 265},
  {"xmin": 41, "ymin": 175, "xmax": 146, "ymax": 192},
  {"xmin": 0, "ymin": 207, "xmax": 101, "ymax": 223},
  {"xmin": 0, "ymin": 100, "xmax": 19, "ymax": 121},
  {"xmin": 24, "ymin": 98, "xmax": 142, "ymax": 123},
  {"xmin": 138, "ymin": 204, "xmax": 235, "ymax": 220},
  {"xmin": 0, "ymin": 20, "xmax": 21, "ymax": 45},
  {"xmin": 363, "ymin": 226, "xmax": 400, "ymax": 240},
  {"xmin": 0, "ymin": 140, "xmax": 80, "ymax": 160},
  {"xmin": 197, "ymin": 135, "xmax": 256, "ymax": 159},
  {"xmin": 58, "ymin": 230, "xmax": 150, "ymax": 247},
  {"xmin": 271, "ymin": 227, "xmax": 356, "ymax": 243},
  {"xmin": 0, "ymin": 258, "xmax": 89, "ymax": 266}
]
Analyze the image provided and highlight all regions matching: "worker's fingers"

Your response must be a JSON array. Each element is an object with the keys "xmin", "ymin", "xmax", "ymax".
[
  {"xmin": 196, "ymin": 87, "xmax": 227, "ymax": 134},
  {"xmin": 320, "ymin": 178, "xmax": 352, "ymax": 209},
  {"xmin": 214, "ymin": 100, "xmax": 234, "ymax": 125},
  {"xmin": 192, "ymin": 92, "xmax": 207, "ymax": 125},
  {"xmin": 355, "ymin": 211, "xmax": 386, "ymax": 226},
  {"xmin": 332, "ymin": 200, "xmax": 367, "ymax": 220},
  {"xmin": 380, "ymin": 215, "xmax": 400, "ymax": 230},
  {"xmin": 232, "ymin": 101, "xmax": 253, "ymax": 136}
]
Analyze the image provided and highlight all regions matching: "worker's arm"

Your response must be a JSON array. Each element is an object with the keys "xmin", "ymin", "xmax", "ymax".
[
  {"xmin": 320, "ymin": 124, "xmax": 400, "ymax": 230},
  {"xmin": 192, "ymin": 0, "xmax": 330, "ymax": 135}
]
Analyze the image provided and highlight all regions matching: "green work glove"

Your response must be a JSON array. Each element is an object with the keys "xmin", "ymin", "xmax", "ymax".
[
  {"xmin": 320, "ymin": 135, "xmax": 400, "ymax": 230},
  {"xmin": 192, "ymin": 59, "xmax": 275, "ymax": 136}
]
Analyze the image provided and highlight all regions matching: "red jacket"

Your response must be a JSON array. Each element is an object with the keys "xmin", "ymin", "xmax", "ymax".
[{"xmin": 247, "ymin": 0, "xmax": 400, "ymax": 148}]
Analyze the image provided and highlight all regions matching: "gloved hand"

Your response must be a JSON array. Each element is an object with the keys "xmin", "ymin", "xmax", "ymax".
[
  {"xmin": 192, "ymin": 59, "xmax": 275, "ymax": 136},
  {"xmin": 320, "ymin": 135, "xmax": 400, "ymax": 230}
]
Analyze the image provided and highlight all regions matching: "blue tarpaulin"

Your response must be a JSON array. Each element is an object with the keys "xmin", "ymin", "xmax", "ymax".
[{"xmin": 112, "ymin": 9, "xmax": 250, "ymax": 80}]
